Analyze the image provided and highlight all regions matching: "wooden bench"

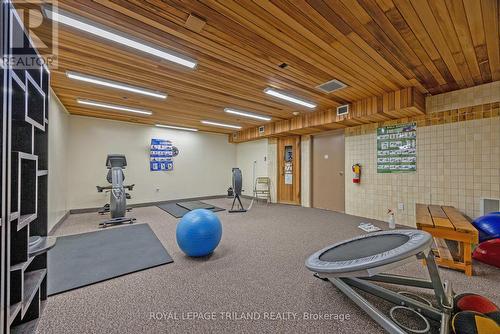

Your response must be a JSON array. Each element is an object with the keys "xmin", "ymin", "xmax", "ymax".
[{"xmin": 416, "ymin": 204, "xmax": 479, "ymax": 276}]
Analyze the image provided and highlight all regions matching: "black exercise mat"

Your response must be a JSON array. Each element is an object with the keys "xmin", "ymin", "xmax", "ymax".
[
  {"xmin": 48, "ymin": 224, "xmax": 173, "ymax": 295},
  {"xmin": 177, "ymin": 201, "xmax": 215, "ymax": 210},
  {"xmin": 157, "ymin": 202, "xmax": 225, "ymax": 218}
]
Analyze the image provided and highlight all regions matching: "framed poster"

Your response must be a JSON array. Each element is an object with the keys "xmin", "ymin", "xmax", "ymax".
[
  {"xmin": 150, "ymin": 138, "xmax": 173, "ymax": 171},
  {"xmin": 377, "ymin": 122, "xmax": 417, "ymax": 173}
]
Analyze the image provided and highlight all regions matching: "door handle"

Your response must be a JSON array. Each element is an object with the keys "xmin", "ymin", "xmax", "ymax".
[{"xmin": 339, "ymin": 171, "xmax": 344, "ymax": 176}]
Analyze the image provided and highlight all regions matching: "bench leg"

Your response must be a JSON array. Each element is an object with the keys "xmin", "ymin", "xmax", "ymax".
[{"xmin": 463, "ymin": 242, "xmax": 473, "ymax": 276}]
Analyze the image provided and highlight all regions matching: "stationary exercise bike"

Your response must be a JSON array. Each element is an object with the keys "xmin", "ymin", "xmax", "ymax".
[{"xmin": 96, "ymin": 154, "xmax": 136, "ymax": 228}]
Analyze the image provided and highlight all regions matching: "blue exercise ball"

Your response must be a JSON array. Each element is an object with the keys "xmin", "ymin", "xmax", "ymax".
[
  {"xmin": 472, "ymin": 212, "xmax": 500, "ymax": 242},
  {"xmin": 176, "ymin": 209, "xmax": 222, "ymax": 257}
]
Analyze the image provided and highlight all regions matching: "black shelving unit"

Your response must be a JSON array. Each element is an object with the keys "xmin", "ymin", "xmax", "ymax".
[
  {"xmin": 1, "ymin": 1, "xmax": 7, "ymax": 333},
  {"xmin": 2, "ymin": 2, "xmax": 55, "ymax": 333}
]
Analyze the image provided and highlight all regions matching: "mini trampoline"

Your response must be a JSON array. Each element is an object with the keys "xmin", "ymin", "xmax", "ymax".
[{"xmin": 306, "ymin": 230, "xmax": 454, "ymax": 334}]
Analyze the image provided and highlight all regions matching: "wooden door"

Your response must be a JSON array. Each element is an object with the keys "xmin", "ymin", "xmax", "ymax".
[
  {"xmin": 277, "ymin": 136, "xmax": 301, "ymax": 205},
  {"xmin": 312, "ymin": 131, "xmax": 345, "ymax": 212}
]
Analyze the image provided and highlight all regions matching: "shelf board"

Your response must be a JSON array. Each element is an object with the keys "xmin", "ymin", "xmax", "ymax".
[
  {"xmin": 9, "ymin": 302, "xmax": 22, "ymax": 325},
  {"xmin": 28, "ymin": 236, "xmax": 56, "ymax": 257},
  {"xmin": 10, "ymin": 256, "xmax": 35, "ymax": 272},
  {"xmin": 10, "ymin": 211, "xmax": 20, "ymax": 221},
  {"xmin": 11, "ymin": 301, "xmax": 45, "ymax": 334},
  {"xmin": 18, "ymin": 213, "xmax": 37, "ymax": 231},
  {"xmin": 11, "ymin": 318, "xmax": 40, "ymax": 334},
  {"xmin": 22, "ymin": 269, "xmax": 46, "ymax": 317},
  {"xmin": 36, "ymin": 170, "xmax": 48, "ymax": 176},
  {"xmin": 13, "ymin": 151, "xmax": 38, "ymax": 161}
]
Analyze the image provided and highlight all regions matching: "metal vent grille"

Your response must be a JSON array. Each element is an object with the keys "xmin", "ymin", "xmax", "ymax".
[
  {"xmin": 337, "ymin": 104, "xmax": 349, "ymax": 116},
  {"xmin": 316, "ymin": 79, "xmax": 347, "ymax": 93}
]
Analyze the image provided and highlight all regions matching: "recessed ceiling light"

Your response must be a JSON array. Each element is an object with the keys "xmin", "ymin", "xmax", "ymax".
[
  {"xmin": 201, "ymin": 120, "xmax": 241, "ymax": 130},
  {"xmin": 155, "ymin": 124, "xmax": 198, "ymax": 132},
  {"xmin": 264, "ymin": 88, "xmax": 316, "ymax": 109},
  {"xmin": 67, "ymin": 71, "xmax": 167, "ymax": 99},
  {"xmin": 77, "ymin": 99, "xmax": 152, "ymax": 115},
  {"xmin": 224, "ymin": 108, "xmax": 271, "ymax": 121},
  {"xmin": 43, "ymin": 6, "xmax": 197, "ymax": 69}
]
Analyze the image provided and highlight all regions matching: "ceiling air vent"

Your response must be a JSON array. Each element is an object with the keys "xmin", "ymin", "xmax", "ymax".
[
  {"xmin": 316, "ymin": 79, "xmax": 347, "ymax": 93},
  {"xmin": 337, "ymin": 104, "xmax": 349, "ymax": 116}
]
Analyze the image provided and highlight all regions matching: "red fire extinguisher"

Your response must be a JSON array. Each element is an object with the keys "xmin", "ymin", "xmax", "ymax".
[{"xmin": 352, "ymin": 164, "xmax": 361, "ymax": 184}]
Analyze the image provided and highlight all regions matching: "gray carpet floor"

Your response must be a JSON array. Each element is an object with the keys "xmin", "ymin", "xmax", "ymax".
[{"xmin": 39, "ymin": 198, "xmax": 500, "ymax": 334}]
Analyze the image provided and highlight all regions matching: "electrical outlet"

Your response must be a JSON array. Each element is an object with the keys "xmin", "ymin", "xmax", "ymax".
[{"xmin": 398, "ymin": 202, "xmax": 404, "ymax": 211}]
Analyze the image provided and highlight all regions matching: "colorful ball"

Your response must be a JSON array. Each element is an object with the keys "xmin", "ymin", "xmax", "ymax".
[
  {"xmin": 472, "ymin": 213, "xmax": 500, "ymax": 242},
  {"xmin": 452, "ymin": 311, "xmax": 500, "ymax": 334},
  {"xmin": 176, "ymin": 209, "xmax": 222, "ymax": 257},
  {"xmin": 473, "ymin": 239, "xmax": 500, "ymax": 269},
  {"xmin": 454, "ymin": 293, "xmax": 500, "ymax": 324}
]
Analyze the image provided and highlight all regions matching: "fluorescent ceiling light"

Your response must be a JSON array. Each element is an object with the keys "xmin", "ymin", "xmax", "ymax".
[
  {"xmin": 264, "ymin": 88, "xmax": 316, "ymax": 109},
  {"xmin": 155, "ymin": 124, "xmax": 198, "ymax": 132},
  {"xmin": 43, "ymin": 6, "xmax": 197, "ymax": 69},
  {"xmin": 77, "ymin": 99, "xmax": 152, "ymax": 115},
  {"xmin": 224, "ymin": 108, "xmax": 271, "ymax": 121},
  {"xmin": 67, "ymin": 71, "xmax": 167, "ymax": 99},
  {"xmin": 201, "ymin": 120, "xmax": 241, "ymax": 130}
]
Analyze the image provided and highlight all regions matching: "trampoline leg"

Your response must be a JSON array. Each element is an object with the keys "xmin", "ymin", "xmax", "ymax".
[
  {"xmin": 440, "ymin": 308, "xmax": 451, "ymax": 334},
  {"xmin": 329, "ymin": 278, "xmax": 406, "ymax": 334},
  {"xmin": 425, "ymin": 252, "xmax": 453, "ymax": 310}
]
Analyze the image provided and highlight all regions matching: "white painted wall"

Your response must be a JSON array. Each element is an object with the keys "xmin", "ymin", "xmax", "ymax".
[
  {"xmin": 66, "ymin": 116, "xmax": 236, "ymax": 209},
  {"xmin": 235, "ymin": 139, "xmax": 269, "ymax": 195},
  {"xmin": 48, "ymin": 90, "xmax": 70, "ymax": 231}
]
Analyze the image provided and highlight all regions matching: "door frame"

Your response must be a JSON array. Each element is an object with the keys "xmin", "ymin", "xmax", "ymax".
[{"xmin": 277, "ymin": 136, "xmax": 301, "ymax": 205}]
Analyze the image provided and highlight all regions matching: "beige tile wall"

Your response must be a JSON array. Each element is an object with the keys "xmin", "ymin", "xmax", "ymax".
[
  {"xmin": 345, "ymin": 83, "xmax": 500, "ymax": 227},
  {"xmin": 426, "ymin": 81, "xmax": 500, "ymax": 113}
]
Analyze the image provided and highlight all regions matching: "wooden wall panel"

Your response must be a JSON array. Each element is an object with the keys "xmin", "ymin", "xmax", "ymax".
[{"xmin": 230, "ymin": 87, "xmax": 425, "ymax": 142}]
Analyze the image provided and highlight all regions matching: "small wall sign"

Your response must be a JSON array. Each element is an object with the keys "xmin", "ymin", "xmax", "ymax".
[{"xmin": 150, "ymin": 138, "xmax": 174, "ymax": 171}]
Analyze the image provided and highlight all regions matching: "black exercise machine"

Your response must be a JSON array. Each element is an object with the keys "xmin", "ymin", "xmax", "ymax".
[
  {"xmin": 96, "ymin": 154, "xmax": 136, "ymax": 227},
  {"xmin": 229, "ymin": 168, "xmax": 246, "ymax": 213}
]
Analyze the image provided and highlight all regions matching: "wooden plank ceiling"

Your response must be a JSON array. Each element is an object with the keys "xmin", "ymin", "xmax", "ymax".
[{"xmin": 20, "ymin": 0, "xmax": 500, "ymax": 134}]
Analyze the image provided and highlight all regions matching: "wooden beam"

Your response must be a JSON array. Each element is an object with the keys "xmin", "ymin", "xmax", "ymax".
[{"xmin": 229, "ymin": 87, "xmax": 425, "ymax": 142}]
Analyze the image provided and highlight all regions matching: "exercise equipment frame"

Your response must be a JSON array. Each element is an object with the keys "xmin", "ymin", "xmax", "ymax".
[{"xmin": 308, "ymin": 230, "xmax": 453, "ymax": 334}]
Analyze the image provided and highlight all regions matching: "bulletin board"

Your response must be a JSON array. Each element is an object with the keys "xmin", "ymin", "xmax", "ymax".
[
  {"xmin": 150, "ymin": 138, "xmax": 174, "ymax": 171},
  {"xmin": 377, "ymin": 122, "xmax": 417, "ymax": 173}
]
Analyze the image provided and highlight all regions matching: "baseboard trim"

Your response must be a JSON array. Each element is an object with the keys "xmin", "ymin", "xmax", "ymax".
[
  {"xmin": 49, "ymin": 210, "xmax": 70, "ymax": 235},
  {"xmin": 69, "ymin": 195, "xmax": 228, "ymax": 215}
]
